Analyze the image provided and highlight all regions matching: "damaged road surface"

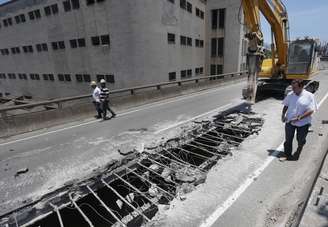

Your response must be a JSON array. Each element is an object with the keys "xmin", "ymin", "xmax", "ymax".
[{"xmin": 0, "ymin": 103, "xmax": 264, "ymax": 227}]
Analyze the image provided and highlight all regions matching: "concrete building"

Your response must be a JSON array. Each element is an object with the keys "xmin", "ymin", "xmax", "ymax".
[
  {"xmin": 205, "ymin": 0, "xmax": 247, "ymax": 76},
  {"xmin": 0, "ymin": 0, "xmax": 245, "ymax": 99}
]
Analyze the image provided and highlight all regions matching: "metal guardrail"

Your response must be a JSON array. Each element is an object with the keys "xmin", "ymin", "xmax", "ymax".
[{"xmin": 0, "ymin": 71, "xmax": 247, "ymax": 116}]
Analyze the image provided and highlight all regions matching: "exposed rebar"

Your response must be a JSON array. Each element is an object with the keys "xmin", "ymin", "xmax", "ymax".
[
  {"xmin": 86, "ymin": 185, "xmax": 127, "ymax": 227},
  {"xmin": 68, "ymin": 194, "xmax": 95, "ymax": 227},
  {"xmin": 49, "ymin": 203, "xmax": 64, "ymax": 227}
]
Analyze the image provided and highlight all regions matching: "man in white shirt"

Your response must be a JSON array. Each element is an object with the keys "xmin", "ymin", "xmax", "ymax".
[
  {"xmin": 281, "ymin": 79, "xmax": 317, "ymax": 160},
  {"xmin": 90, "ymin": 81, "xmax": 102, "ymax": 119}
]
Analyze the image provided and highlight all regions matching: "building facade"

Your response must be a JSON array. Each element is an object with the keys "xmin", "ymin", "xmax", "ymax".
[
  {"xmin": 0, "ymin": 0, "xmax": 244, "ymax": 99},
  {"xmin": 205, "ymin": 0, "xmax": 247, "ymax": 76}
]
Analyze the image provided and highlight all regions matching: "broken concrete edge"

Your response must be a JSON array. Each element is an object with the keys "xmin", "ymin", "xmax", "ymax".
[
  {"xmin": 0, "ymin": 101, "xmax": 256, "ymax": 226},
  {"xmin": 0, "ymin": 152, "xmax": 139, "ymax": 226}
]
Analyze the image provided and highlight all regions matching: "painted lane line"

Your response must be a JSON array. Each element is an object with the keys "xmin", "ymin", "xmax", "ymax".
[
  {"xmin": 154, "ymin": 103, "xmax": 233, "ymax": 135},
  {"xmin": 200, "ymin": 90, "xmax": 328, "ymax": 227},
  {"xmin": 0, "ymin": 83, "xmax": 244, "ymax": 146}
]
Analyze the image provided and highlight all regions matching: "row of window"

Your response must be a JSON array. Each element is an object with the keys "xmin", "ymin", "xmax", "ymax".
[
  {"xmin": 0, "ymin": 0, "xmax": 107, "ymax": 29},
  {"xmin": 210, "ymin": 64, "xmax": 224, "ymax": 75},
  {"xmin": 0, "ymin": 35, "xmax": 110, "ymax": 56},
  {"xmin": 167, "ymin": 0, "xmax": 205, "ymax": 19},
  {"xmin": 168, "ymin": 67, "xmax": 204, "ymax": 81},
  {"xmin": 168, "ymin": 33, "xmax": 204, "ymax": 47},
  {"xmin": 0, "ymin": 73, "xmax": 115, "ymax": 83}
]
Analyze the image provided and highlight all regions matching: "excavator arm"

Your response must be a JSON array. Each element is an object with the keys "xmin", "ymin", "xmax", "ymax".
[{"xmin": 241, "ymin": 0, "xmax": 289, "ymax": 102}]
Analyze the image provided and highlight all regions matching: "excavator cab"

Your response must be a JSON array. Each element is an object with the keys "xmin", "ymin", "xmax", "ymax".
[{"xmin": 286, "ymin": 39, "xmax": 319, "ymax": 79}]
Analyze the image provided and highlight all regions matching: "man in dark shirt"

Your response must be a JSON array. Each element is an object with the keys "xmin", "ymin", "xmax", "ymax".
[{"xmin": 100, "ymin": 79, "xmax": 116, "ymax": 120}]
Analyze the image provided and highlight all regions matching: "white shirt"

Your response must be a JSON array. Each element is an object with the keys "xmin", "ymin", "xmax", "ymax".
[
  {"xmin": 283, "ymin": 90, "xmax": 317, "ymax": 127},
  {"xmin": 92, "ymin": 86, "xmax": 101, "ymax": 103}
]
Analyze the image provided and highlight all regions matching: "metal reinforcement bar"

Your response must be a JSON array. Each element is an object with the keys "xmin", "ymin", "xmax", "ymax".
[
  {"xmin": 86, "ymin": 185, "xmax": 127, "ymax": 227},
  {"xmin": 0, "ymin": 71, "xmax": 247, "ymax": 114},
  {"xmin": 68, "ymin": 194, "xmax": 95, "ymax": 227},
  {"xmin": 49, "ymin": 203, "xmax": 64, "ymax": 227},
  {"xmin": 101, "ymin": 179, "xmax": 151, "ymax": 222}
]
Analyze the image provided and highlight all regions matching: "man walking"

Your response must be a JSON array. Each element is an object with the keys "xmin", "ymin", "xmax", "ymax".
[
  {"xmin": 90, "ymin": 81, "xmax": 102, "ymax": 119},
  {"xmin": 100, "ymin": 79, "xmax": 116, "ymax": 120},
  {"xmin": 281, "ymin": 79, "xmax": 317, "ymax": 161}
]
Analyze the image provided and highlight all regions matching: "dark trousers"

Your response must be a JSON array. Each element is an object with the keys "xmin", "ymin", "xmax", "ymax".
[
  {"xmin": 101, "ymin": 100, "xmax": 115, "ymax": 119},
  {"xmin": 93, "ymin": 101, "xmax": 102, "ymax": 118},
  {"xmin": 284, "ymin": 123, "xmax": 310, "ymax": 156}
]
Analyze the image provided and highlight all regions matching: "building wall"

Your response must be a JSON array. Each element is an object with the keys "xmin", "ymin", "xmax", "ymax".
[
  {"xmin": 205, "ymin": 0, "xmax": 246, "ymax": 75},
  {"xmin": 0, "ymin": 0, "xmax": 206, "ymax": 99}
]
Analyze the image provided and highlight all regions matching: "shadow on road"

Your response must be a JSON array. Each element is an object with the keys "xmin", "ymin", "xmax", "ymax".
[{"xmin": 317, "ymin": 201, "xmax": 328, "ymax": 227}]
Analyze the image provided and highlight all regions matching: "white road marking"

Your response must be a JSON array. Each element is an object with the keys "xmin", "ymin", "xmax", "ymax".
[
  {"xmin": 200, "ymin": 90, "xmax": 328, "ymax": 227},
  {"xmin": 0, "ymin": 83, "xmax": 243, "ymax": 146},
  {"xmin": 154, "ymin": 103, "xmax": 233, "ymax": 134}
]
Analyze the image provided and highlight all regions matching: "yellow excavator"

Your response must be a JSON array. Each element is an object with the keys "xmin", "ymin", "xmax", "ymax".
[{"xmin": 241, "ymin": 0, "xmax": 320, "ymax": 103}]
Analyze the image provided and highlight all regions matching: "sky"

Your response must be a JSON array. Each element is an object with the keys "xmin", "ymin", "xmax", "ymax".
[
  {"xmin": 0, "ymin": 0, "xmax": 327, "ymax": 43},
  {"xmin": 261, "ymin": 0, "xmax": 328, "ymax": 43}
]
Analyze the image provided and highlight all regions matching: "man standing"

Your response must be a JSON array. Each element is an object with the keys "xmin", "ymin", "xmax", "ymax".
[
  {"xmin": 281, "ymin": 79, "xmax": 317, "ymax": 161},
  {"xmin": 100, "ymin": 79, "xmax": 116, "ymax": 120},
  {"xmin": 90, "ymin": 81, "xmax": 102, "ymax": 119}
]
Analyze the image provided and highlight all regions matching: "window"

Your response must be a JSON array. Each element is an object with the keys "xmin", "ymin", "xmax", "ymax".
[
  {"xmin": 7, "ymin": 18, "xmax": 12, "ymax": 25},
  {"xmin": 71, "ymin": 0, "xmax": 80, "ymax": 9},
  {"xmin": 28, "ymin": 45, "xmax": 33, "ymax": 53},
  {"xmin": 219, "ymin": 8, "xmax": 226, "ymax": 29},
  {"xmin": 30, "ymin": 74, "xmax": 35, "ymax": 80},
  {"xmin": 36, "ymin": 44, "xmax": 42, "ymax": 52},
  {"xmin": 15, "ymin": 15, "xmax": 21, "ymax": 24},
  {"xmin": 211, "ymin": 65, "xmax": 223, "ymax": 75},
  {"xmin": 187, "ymin": 37, "xmax": 192, "ymax": 46},
  {"xmin": 20, "ymin": 14, "xmax": 26, "ymax": 22},
  {"xmin": 3, "ymin": 19, "xmax": 8, "ymax": 27},
  {"xmin": 51, "ymin": 4, "xmax": 59, "ymax": 14},
  {"xmin": 217, "ymin": 37, "xmax": 224, "ymax": 56},
  {"xmin": 75, "ymin": 74, "xmax": 83, "ymax": 82},
  {"xmin": 169, "ymin": 72, "xmax": 176, "ymax": 81},
  {"xmin": 96, "ymin": 74, "xmax": 104, "ymax": 82},
  {"xmin": 86, "ymin": 0, "xmax": 95, "ymax": 5},
  {"xmin": 58, "ymin": 74, "xmax": 64, "ymax": 81},
  {"xmin": 196, "ymin": 8, "xmax": 204, "ymax": 19},
  {"xmin": 187, "ymin": 2, "xmax": 192, "ymax": 13},
  {"xmin": 28, "ymin": 11, "xmax": 35, "ymax": 20},
  {"xmin": 91, "ymin": 36, "xmax": 100, "ymax": 46},
  {"xmin": 180, "ymin": 0, "xmax": 186, "ymax": 9},
  {"xmin": 211, "ymin": 38, "xmax": 224, "ymax": 57},
  {"xmin": 42, "ymin": 43, "xmax": 48, "ymax": 51},
  {"xmin": 210, "ymin": 65, "xmax": 216, "ymax": 75},
  {"xmin": 49, "ymin": 74, "xmax": 54, "ymax": 81},
  {"xmin": 181, "ymin": 70, "xmax": 187, "ymax": 79},
  {"xmin": 58, "ymin": 41, "xmax": 65, "ymax": 49},
  {"xmin": 211, "ymin": 9, "xmax": 218, "ymax": 29},
  {"xmin": 64, "ymin": 74, "xmax": 71, "ymax": 81},
  {"xmin": 77, "ymin": 38, "xmax": 86, "ymax": 47},
  {"xmin": 43, "ymin": 74, "xmax": 49, "ymax": 80},
  {"xmin": 35, "ymin": 10, "xmax": 41, "ymax": 19},
  {"xmin": 70, "ymin": 39, "xmax": 78, "ymax": 48},
  {"xmin": 167, "ymin": 0, "xmax": 175, "ymax": 3},
  {"xmin": 44, "ymin": 6, "xmax": 51, "ymax": 16},
  {"xmin": 187, "ymin": 69, "xmax": 192, "ymax": 77},
  {"xmin": 180, "ymin": 36, "xmax": 186, "ymax": 45},
  {"xmin": 63, "ymin": 1, "xmax": 71, "ymax": 12},
  {"xmin": 101, "ymin": 35, "xmax": 110, "ymax": 45},
  {"xmin": 211, "ymin": 38, "xmax": 217, "ymax": 57},
  {"xmin": 52, "ymin": 42, "xmax": 58, "ymax": 50},
  {"xmin": 83, "ymin": 74, "xmax": 91, "ymax": 82},
  {"xmin": 168, "ymin": 33, "xmax": 175, "ymax": 44},
  {"xmin": 105, "ymin": 75, "xmax": 114, "ymax": 83}
]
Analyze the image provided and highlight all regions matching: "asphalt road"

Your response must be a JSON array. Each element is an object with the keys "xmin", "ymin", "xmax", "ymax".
[{"xmin": 0, "ymin": 80, "xmax": 245, "ymax": 216}]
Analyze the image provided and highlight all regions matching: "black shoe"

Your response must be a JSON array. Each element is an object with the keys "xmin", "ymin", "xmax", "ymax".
[
  {"xmin": 112, "ymin": 113, "xmax": 116, "ymax": 118},
  {"xmin": 103, "ymin": 116, "xmax": 110, "ymax": 120},
  {"xmin": 96, "ymin": 116, "xmax": 102, "ymax": 119}
]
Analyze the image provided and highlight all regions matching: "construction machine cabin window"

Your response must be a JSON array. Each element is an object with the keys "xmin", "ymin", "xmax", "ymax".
[{"xmin": 287, "ymin": 41, "xmax": 314, "ymax": 74}]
